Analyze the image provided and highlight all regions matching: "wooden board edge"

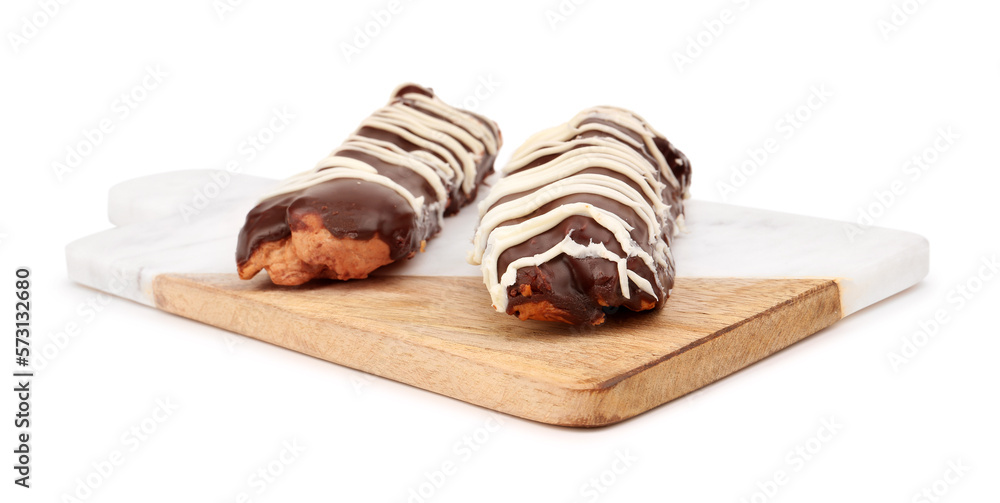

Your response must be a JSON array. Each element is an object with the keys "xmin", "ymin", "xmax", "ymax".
[{"xmin": 554, "ymin": 278, "xmax": 843, "ymax": 427}]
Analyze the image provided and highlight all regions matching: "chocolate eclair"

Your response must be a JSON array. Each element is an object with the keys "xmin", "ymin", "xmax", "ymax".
[
  {"xmin": 238, "ymin": 83, "xmax": 502, "ymax": 285},
  {"xmin": 469, "ymin": 106, "xmax": 690, "ymax": 325}
]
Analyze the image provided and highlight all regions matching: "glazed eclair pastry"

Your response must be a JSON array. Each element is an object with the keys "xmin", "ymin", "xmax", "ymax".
[
  {"xmin": 470, "ymin": 106, "xmax": 691, "ymax": 325},
  {"xmin": 237, "ymin": 83, "xmax": 502, "ymax": 285}
]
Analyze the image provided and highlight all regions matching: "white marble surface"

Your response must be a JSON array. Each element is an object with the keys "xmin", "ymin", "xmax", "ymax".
[{"xmin": 67, "ymin": 170, "xmax": 928, "ymax": 315}]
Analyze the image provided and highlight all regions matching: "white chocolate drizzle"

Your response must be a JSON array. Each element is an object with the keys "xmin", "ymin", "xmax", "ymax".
[
  {"xmin": 469, "ymin": 106, "xmax": 686, "ymax": 311},
  {"xmin": 257, "ymin": 84, "xmax": 500, "ymax": 218}
]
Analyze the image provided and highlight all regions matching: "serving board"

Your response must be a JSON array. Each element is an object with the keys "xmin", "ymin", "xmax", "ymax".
[{"xmin": 66, "ymin": 170, "xmax": 929, "ymax": 427}]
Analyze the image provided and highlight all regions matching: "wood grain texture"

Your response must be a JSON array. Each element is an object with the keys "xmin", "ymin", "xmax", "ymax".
[{"xmin": 152, "ymin": 274, "xmax": 842, "ymax": 427}]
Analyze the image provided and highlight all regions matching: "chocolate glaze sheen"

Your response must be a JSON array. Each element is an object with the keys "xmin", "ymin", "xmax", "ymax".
[
  {"xmin": 236, "ymin": 84, "xmax": 500, "ymax": 270},
  {"xmin": 490, "ymin": 115, "xmax": 689, "ymax": 324}
]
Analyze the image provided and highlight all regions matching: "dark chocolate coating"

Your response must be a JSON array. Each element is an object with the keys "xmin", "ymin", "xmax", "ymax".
[
  {"xmin": 495, "ymin": 116, "xmax": 690, "ymax": 325},
  {"xmin": 236, "ymin": 85, "xmax": 500, "ymax": 270}
]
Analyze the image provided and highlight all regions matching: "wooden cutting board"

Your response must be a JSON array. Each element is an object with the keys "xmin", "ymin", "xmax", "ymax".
[
  {"xmin": 66, "ymin": 171, "xmax": 928, "ymax": 427},
  {"xmin": 152, "ymin": 274, "xmax": 840, "ymax": 427}
]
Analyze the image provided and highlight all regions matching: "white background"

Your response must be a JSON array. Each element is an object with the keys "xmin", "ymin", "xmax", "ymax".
[{"xmin": 2, "ymin": 0, "xmax": 999, "ymax": 501}]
